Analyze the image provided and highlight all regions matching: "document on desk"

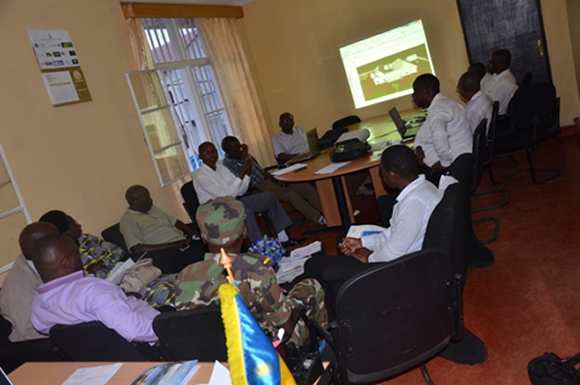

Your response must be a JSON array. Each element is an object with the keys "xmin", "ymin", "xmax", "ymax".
[
  {"xmin": 61, "ymin": 363, "xmax": 122, "ymax": 385},
  {"xmin": 315, "ymin": 161, "xmax": 350, "ymax": 175},
  {"xmin": 271, "ymin": 163, "xmax": 307, "ymax": 176}
]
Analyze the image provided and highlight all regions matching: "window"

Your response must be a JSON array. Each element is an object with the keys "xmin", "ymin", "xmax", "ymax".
[
  {"xmin": 0, "ymin": 145, "xmax": 32, "ymax": 276},
  {"xmin": 126, "ymin": 18, "xmax": 233, "ymax": 186}
]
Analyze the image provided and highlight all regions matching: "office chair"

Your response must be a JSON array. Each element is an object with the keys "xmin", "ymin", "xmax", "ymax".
[
  {"xmin": 495, "ymin": 83, "xmax": 561, "ymax": 184},
  {"xmin": 101, "ymin": 223, "xmax": 129, "ymax": 253},
  {"xmin": 449, "ymin": 122, "xmax": 500, "ymax": 245},
  {"xmin": 331, "ymin": 115, "xmax": 361, "ymax": 131},
  {"xmin": 0, "ymin": 312, "xmax": 61, "ymax": 373},
  {"xmin": 328, "ymin": 249, "xmax": 454, "ymax": 385},
  {"xmin": 472, "ymin": 101, "xmax": 510, "ymax": 212},
  {"xmin": 153, "ymin": 306, "xmax": 227, "ymax": 362},
  {"xmin": 180, "ymin": 180, "xmax": 200, "ymax": 222},
  {"xmin": 50, "ymin": 321, "xmax": 163, "ymax": 361}
]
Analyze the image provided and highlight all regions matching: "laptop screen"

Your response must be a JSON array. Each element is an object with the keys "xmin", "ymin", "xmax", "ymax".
[{"xmin": 388, "ymin": 107, "xmax": 407, "ymax": 136}]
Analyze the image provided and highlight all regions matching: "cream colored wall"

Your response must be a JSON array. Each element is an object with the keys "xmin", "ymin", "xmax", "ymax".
[
  {"xmin": 242, "ymin": 0, "xmax": 580, "ymax": 133},
  {"xmin": 567, "ymin": 0, "xmax": 580, "ymax": 99},
  {"xmin": 0, "ymin": 0, "xmax": 186, "ymax": 281}
]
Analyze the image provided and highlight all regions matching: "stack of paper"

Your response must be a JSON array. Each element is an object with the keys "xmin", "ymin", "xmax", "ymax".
[
  {"xmin": 315, "ymin": 162, "xmax": 350, "ymax": 175},
  {"xmin": 276, "ymin": 241, "xmax": 322, "ymax": 284}
]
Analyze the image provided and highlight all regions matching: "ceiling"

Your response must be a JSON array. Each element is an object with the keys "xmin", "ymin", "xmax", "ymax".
[{"xmin": 122, "ymin": 0, "xmax": 253, "ymax": 5}]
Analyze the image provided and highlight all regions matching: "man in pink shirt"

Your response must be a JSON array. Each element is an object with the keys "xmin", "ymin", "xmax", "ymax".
[{"xmin": 31, "ymin": 234, "xmax": 159, "ymax": 343}]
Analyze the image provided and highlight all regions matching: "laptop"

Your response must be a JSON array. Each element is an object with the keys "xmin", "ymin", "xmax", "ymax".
[
  {"xmin": 388, "ymin": 107, "xmax": 425, "ymax": 140},
  {"xmin": 286, "ymin": 129, "xmax": 321, "ymax": 165}
]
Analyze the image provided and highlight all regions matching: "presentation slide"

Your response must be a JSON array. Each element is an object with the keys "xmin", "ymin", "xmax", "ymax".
[{"xmin": 340, "ymin": 20, "xmax": 435, "ymax": 109}]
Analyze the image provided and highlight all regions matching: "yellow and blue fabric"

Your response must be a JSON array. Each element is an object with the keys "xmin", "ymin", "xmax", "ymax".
[{"xmin": 219, "ymin": 283, "xmax": 296, "ymax": 385}]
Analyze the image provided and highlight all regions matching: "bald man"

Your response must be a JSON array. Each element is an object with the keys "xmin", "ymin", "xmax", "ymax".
[
  {"xmin": 458, "ymin": 71, "xmax": 493, "ymax": 134},
  {"xmin": 120, "ymin": 185, "xmax": 204, "ymax": 273},
  {"xmin": 0, "ymin": 222, "xmax": 58, "ymax": 342},
  {"xmin": 31, "ymin": 234, "xmax": 159, "ymax": 342}
]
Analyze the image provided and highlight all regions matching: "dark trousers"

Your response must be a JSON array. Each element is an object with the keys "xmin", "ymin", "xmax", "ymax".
[
  {"xmin": 304, "ymin": 254, "xmax": 370, "ymax": 320},
  {"xmin": 143, "ymin": 240, "xmax": 205, "ymax": 274}
]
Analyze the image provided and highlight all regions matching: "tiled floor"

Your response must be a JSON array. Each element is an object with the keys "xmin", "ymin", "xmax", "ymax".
[{"xmin": 297, "ymin": 135, "xmax": 580, "ymax": 385}]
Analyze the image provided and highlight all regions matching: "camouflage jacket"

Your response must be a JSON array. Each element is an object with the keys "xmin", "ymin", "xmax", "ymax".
[{"xmin": 175, "ymin": 252, "xmax": 290, "ymax": 327}]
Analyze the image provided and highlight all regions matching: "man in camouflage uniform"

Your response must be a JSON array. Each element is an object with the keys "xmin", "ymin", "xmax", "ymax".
[{"xmin": 175, "ymin": 197, "xmax": 327, "ymax": 347}]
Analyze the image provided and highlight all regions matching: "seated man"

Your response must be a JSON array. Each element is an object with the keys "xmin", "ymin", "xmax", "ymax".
[
  {"xmin": 175, "ymin": 197, "xmax": 327, "ymax": 347},
  {"xmin": 30, "ymin": 234, "xmax": 159, "ymax": 343},
  {"xmin": 305, "ymin": 146, "xmax": 446, "ymax": 307},
  {"xmin": 413, "ymin": 74, "xmax": 472, "ymax": 176},
  {"xmin": 120, "ymin": 185, "xmax": 204, "ymax": 273},
  {"xmin": 457, "ymin": 71, "xmax": 493, "ymax": 134},
  {"xmin": 40, "ymin": 210, "xmax": 179, "ymax": 307},
  {"xmin": 480, "ymin": 49, "xmax": 518, "ymax": 115},
  {"xmin": 0, "ymin": 223, "xmax": 58, "ymax": 342},
  {"xmin": 222, "ymin": 136, "xmax": 324, "ymax": 225},
  {"xmin": 192, "ymin": 142, "xmax": 295, "ymax": 245},
  {"xmin": 272, "ymin": 112, "xmax": 309, "ymax": 165}
]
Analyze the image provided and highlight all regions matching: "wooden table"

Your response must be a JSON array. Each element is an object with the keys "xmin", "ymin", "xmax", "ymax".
[
  {"xmin": 8, "ymin": 362, "xmax": 215, "ymax": 385},
  {"xmin": 275, "ymin": 111, "xmax": 421, "ymax": 226}
]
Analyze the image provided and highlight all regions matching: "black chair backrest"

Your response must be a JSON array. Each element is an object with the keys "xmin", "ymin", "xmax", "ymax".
[
  {"xmin": 180, "ymin": 181, "xmax": 200, "ymax": 222},
  {"xmin": 334, "ymin": 249, "xmax": 453, "ymax": 384},
  {"xmin": 50, "ymin": 321, "xmax": 156, "ymax": 361},
  {"xmin": 487, "ymin": 101, "xmax": 500, "ymax": 161},
  {"xmin": 153, "ymin": 306, "xmax": 227, "ymax": 361},
  {"xmin": 332, "ymin": 115, "xmax": 361, "ymax": 131},
  {"xmin": 510, "ymin": 82, "xmax": 557, "ymax": 135},
  {"xmin": 472, "ymin": 118, "xmax": 489, "ymax": 192},
  {"xmin": 101, "ymin": 223, "xmax": 128, "ymax": 253},
  {"xmin": 423, "ymin": 182, "xmax": 471, "ymax": 278}
]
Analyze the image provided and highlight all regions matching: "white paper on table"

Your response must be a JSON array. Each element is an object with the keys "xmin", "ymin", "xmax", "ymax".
[
  {"xmin": 346, "ymin": 224, "xmax": 386, "ymax": 239},
  {"xmin": 315, "ymin": 161, "xmax": 350, "ymax": 175},
  {"xmin": 200, "ymin": 361, "xmax": 232, "ymax": 385},
  {"xmin": 42, "ymin": 71, "xmax": 79, "ymax": 105},
  {"xmin": 271, "ymin": 163, "xmax": 307, "ymax": 176},
  {"xmin": 61, "ymin": 363, "xmax": 122, "ymax": 385},
  {"xmin": 289, "ymin": 241, "xmax": 321, "ymax": 260}
]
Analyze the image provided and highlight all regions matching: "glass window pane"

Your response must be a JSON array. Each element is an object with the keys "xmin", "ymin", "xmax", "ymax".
[
  {"xmin": 176, "ymin": 18, "xmax": 207, "ymax": 60},
  {"xmin": 142, "ymin": 18, "xmax": 182, "ymax": 64},
  {"xmin": 154, "ymin": 145, "xmax": 190, "ymax": 185},
  {"xmin": 0, "ymin": 160, "xmax": 19, "ymax": 214},
  {"xmin": 127, "ymin": 71, "xmax": 168, "ymax": 111},
  {"xmin": 0, "ymin": 212, "xmax": 28, "ymax": 272},
  {"xmin": 142, "ymin": 108, "xmax": 182, "ymax": 154}
]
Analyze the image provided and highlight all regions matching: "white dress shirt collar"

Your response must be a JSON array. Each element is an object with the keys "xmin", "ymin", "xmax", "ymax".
[{"xmin": 396, "ymin": 175, "xmax": 426, "ymax": 203}]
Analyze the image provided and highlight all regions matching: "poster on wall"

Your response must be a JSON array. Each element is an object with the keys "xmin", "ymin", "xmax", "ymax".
[{"xmin": 28, "ymin": 29, "xmax": 92, "ymax": 106}]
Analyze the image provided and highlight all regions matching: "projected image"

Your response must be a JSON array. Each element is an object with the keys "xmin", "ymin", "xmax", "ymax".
[
  {"xmin": 356, "ymin": 44, "xmax": 431, "ymax": 102},
  {"xmin": 340, "ymin": 20, "xmax": 435, "ymax": 109}
]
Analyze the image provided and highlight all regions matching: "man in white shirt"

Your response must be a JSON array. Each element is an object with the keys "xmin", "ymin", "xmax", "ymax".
[
  {"xmin": 458, "ymin": 71, "xmax": 493, "ymax": 134},
  {"xmin": 271, "ymin": 112, "xmax": 309, "ymax": 164},
  {"xmin": 412, "ymin": 74, "xmax": 473, "ymax": 172},
  {"xmin": 305, "ymin": 145, "xmax": 445, "ymax": 285},
  {"xmin": 480, "ymin": 49, "xmax": 518, "ymax": 115},
  {"xmin": 192, "ymin": 142, "xmax": 293, "ymax": 244}
]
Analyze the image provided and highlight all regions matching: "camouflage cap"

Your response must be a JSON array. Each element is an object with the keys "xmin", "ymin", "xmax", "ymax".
[{"xmin": 195, "ymin": 197, "xmax": 246, "ymax": 246}]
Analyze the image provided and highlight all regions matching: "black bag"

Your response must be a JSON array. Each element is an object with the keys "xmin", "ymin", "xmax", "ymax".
[
  {"xmin": 528, "ymin": 352, "xmax": 580, "ymax": 385},
  {"xmin": 330, "ymin": 139, "xmax": 370, "ymax": 162},
  {"xmin": 319, "ymin": 127, "xmax": 348, "ymax": 149}
]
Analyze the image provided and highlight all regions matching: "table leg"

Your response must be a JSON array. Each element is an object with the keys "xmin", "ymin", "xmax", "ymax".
[
  {"xmin": 340, "ymin": 176, "xmax": 355, "ymax": 223},
  {"xmin": 315, "ymin": 179, "xmax": 341, "ymax": 227},
  {"xmin": 369, "ymin": 165, "xmax": 386, "ymax": 198}
]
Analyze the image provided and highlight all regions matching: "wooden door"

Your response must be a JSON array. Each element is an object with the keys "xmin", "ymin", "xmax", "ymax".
[{"xmin": 457, "ymin": 0, "xmax": 552, "ymax": 84}]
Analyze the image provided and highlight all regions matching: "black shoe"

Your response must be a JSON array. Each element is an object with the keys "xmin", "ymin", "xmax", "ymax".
[{"xmin": 439, "ymin": 328, "xmax": 488, "ymax": 365}]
